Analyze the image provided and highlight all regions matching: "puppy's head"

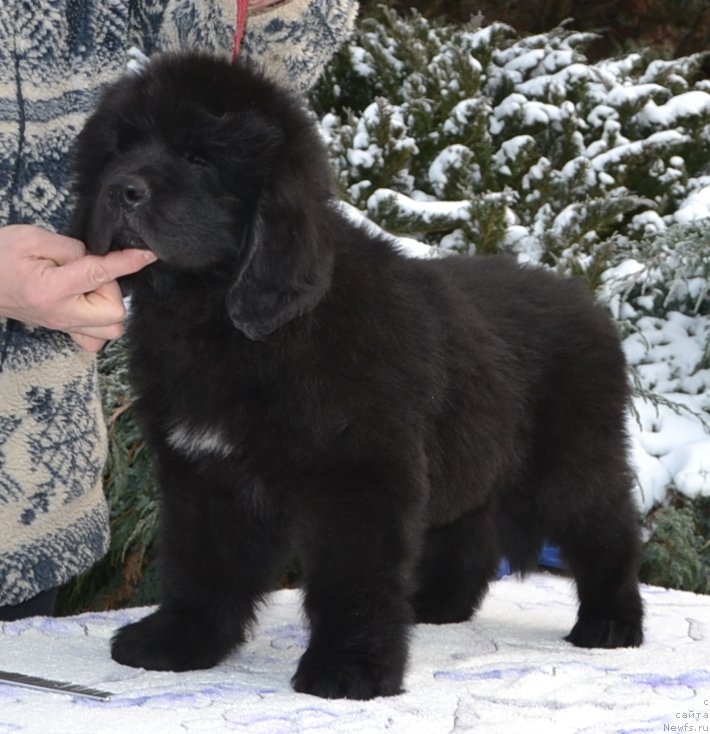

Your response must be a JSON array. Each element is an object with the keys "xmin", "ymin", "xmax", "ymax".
[{"xmin": 71, "ymin": 53, "xmax": 336, "ymax": 339}]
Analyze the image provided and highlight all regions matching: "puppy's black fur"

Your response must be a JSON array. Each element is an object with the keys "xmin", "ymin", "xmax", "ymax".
[{"xmin": 71, "ymin": 54, "xmax": 643, "ymax": 699}]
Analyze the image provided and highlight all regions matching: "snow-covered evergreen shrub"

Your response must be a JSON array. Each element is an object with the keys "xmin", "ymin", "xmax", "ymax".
[{"xmin": 312, "ymin": 8, "xmax": 710, "ymax": 277}]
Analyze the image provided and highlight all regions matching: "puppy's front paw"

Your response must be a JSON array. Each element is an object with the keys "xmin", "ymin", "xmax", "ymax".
[
  {"xmin": 291, "ymin": 645, "xmax": 404, "ymax": 700},
  {"xmin": 111, "ymin": 609, "xmax": 233, "ymax": 671}
]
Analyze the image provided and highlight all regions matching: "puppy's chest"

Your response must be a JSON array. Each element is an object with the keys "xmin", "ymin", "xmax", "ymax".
[
  {"xmin": 131, "ymin": 311, "xmax": 348, "ymax": 465},
  {"xmin": 149, "ymin": 372, "xmax": 273, "ymax": 463},
  {"xmin": 164, "ymin": 420, "xmax": 236, "ymax": 461},
  {"xmin": 136, "ymin": 343, "xmax": 332, "ymax": 466}
]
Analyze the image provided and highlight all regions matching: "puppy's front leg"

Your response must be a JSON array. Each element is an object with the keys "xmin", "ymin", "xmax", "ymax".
[
  {"xmin": 111, "ymin": 455, "xmax": 288, "ymax": 671},
  {"xmin": 292, "ymin": 478, "xmax": 421, "ymax": 700}
]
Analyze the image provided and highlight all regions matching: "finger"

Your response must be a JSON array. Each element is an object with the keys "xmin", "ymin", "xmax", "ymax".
[
  {"xmin": 40, "ymin": 287, "xmax": 126, "ymax": 338},
  {"xmin": 49, "ymin": 248, "xmax": 158, "ymax": 297},
  {"xmin": 95, "ymin": 248, "xmax": 159, "ymax": 281},
  {"xmin": 66, "ymin": 310, "xmax": 127, "ymax": 340},
  {"xmin": 41, "ymin": 278, "xmax": 127, "ymax": 333},
  {"xmin": 81, "ymin": 280, "xmax": 128, "ymax": 324},
  {"xmin": 24, "ymin": 232, "xmax": 87, "ymax": 265},
  {"xmin": 69, "ymin": 332, "xmax": 109, "ymax": 353}
]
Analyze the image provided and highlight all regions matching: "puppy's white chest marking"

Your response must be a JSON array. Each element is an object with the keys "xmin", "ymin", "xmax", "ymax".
[{"xmin": 166, "ymin": 422, "xmax": 234, "ymax": 459}]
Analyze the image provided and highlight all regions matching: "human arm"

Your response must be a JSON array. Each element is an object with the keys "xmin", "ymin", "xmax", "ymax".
[{"xmin": 0, "ymin": 225, "xmax": 157, "ymax": 352}]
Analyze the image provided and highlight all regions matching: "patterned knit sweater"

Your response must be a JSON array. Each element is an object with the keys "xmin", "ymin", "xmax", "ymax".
[{"xmin": 0, "ymin": 0, "xmax": 357, "ymax": 607}]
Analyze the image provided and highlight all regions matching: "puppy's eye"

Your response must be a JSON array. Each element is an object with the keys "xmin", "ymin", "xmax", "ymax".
[{"xmin": 183, "ymin": 152, "xmax": 208, "ymax": 168}]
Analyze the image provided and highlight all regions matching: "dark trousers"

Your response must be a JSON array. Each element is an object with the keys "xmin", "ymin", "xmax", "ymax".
[{"xmin": 0, "ymin": 588, "xmax": 58, "ymax": 621}]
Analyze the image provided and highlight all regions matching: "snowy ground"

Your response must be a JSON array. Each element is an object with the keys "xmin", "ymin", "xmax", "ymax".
[{"xmin": 1, "ymin": 574, "xmax": 709, "ymax": 734}]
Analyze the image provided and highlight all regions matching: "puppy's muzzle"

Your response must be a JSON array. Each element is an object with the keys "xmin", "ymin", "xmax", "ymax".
[
  {"xmin": 106, "ymin": 173, "xmax": 150, "ymax": 212},
  {"xmin": 96, "ymin": 173, "xmax": 152, "ymax": 252}
]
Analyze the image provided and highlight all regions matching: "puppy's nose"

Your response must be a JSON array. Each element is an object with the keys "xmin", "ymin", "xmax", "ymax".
[{"xmin": 106, "ymin": 174, "xmax": 149, "ymax": 211}]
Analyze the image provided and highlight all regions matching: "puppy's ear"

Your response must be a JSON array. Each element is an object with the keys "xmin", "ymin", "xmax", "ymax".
[{"xmin": 226, "ymin": 181, "xmax": 334, "ymax": 340}]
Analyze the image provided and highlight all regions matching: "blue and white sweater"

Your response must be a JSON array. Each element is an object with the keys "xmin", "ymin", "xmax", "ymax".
[{"xmin": 0, "ymin": 0, "xmax": 357, "ymax": 607}]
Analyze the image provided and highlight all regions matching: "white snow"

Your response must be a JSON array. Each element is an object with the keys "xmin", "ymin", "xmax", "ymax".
[
  {"xmin": 349, "ymin": 45, "xmax": 376, "ymax": 77},
  {"xmin": 631, "ymin": 209, "xmax": 667, "ymax": 235},
  {"xmin": 490, "ymin": 93, "xmax": 566, "ymax": 134},
  {"xmin": 367, "ymin": 188, "xmax": 472, "ymax": 224},
  {"xmin": 606, "ymin": 82, "xmax": 668, "ymax": 108},
  {"xmin": 590, "ymin": 130, "xmax": 690, "ymax": 171},
  {"xmin": 674, "ymin": 184, "xmax": 710, "ymax": 223},
  {"xmin": 428, "ymin": 144, "xmax": 476, "ymax": 197},
  {"xmin": 635, "ymin": 90, "xmax": 710, "ymax": 128},
  {"xmin": 493, "ymin": 134, "xmax": 536, "ymax": 166},
  {"xmin": 622, "ymin": 310, "xmax": 710, "ymax": 508}
]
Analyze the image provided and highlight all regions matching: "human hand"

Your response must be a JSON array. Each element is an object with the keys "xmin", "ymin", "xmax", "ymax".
[{"xmin": 0, "ymin": 224, "xmax": 157, "ymax": 352}]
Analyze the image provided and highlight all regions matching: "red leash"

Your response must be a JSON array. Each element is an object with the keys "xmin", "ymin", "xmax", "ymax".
[{"xmin": 233, "ymin": 0, "xmax": 249, "ymax": 59}]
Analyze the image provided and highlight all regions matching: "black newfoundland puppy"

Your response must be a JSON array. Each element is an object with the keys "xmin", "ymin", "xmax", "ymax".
[{"xmin": 71, "ymin": 54, "xmax": 643, "ymax": 699}]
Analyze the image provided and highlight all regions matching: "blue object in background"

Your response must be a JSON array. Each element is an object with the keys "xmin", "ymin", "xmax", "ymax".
[
  {"xmin": 496, "ymin": 543, "xmax": 566, "ymax": 578},
  {"xmin": 497, "ymin": 557, "xmax": 513, "ymax": 578},
  {"xmin": 538, "ymin": 543, "xmax": 565, "ymax": 570}
]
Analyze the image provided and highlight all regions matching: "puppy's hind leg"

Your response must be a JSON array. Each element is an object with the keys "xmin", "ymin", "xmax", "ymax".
[
  {"xmin": 542, "ymin": 462, "xmax": 644, "ymax": 649},
  {"xmin": 111, "ymin": 455, "xmax": 289, "ymax": 671},
  {"xmin": 411, "ymin": 506, "xmax": 500, "ymax": 624},
  {"xmin": 559, "ymin": 499, "xmax": 644, "ymax": 649}
]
